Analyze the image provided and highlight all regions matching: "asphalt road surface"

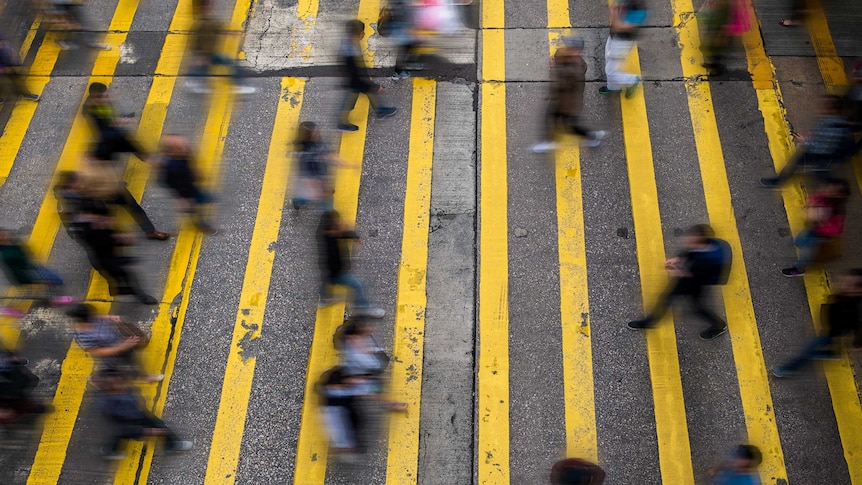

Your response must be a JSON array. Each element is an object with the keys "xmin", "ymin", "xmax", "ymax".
[{"xmin": 0, "ymin": 0, "xmax": 861, "ymax": 484}]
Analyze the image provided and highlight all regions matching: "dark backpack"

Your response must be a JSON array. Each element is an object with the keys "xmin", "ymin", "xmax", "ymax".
[{"xmin": 703, "ymin": 238, "xmax": 732, "ymax": 285}]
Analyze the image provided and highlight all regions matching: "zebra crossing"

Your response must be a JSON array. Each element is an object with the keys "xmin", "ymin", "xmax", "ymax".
[{"xmin": 0, "ymin": 0, "xmax": 860, "ymax": 483}]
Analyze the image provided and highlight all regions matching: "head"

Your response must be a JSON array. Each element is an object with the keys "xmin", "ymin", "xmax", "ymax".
[
  {"xmin": 297, "ymin": 121, "xmax": 321, "ymax": 145},
  {"xmin": 87, "ymin": 82, "xmax": 109, "ymax": 102},
  {"xmin": 681, "ymin": 224, "xmax": 714, "ymax": 250},
  {"xmin": 320, "ymin": 210, "xmax": 343, "ymax": 233},
  {"xmin": 161, "ymin": 134, "xmax": 189, "ymax": 157},
  {"xmin": 553, "ymin": 467, "xmax": 595, "ymax": 485},
  {"xmin": 66, "ymin": 303, "xmax": 95, "ymax": 324},
  {"xmin": 346, "ymin": 19, "xmax": 365, "ymax": 40},
  {"xmin": 837, "ymin": 269, "xmax": 862, "ymax": 296},
  {"xmin": 730, "ymin": 445, "xmax": 762, "ymax": 471}
]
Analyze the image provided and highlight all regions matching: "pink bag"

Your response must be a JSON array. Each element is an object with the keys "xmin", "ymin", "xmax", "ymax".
[{"xmin": 727, "ymin": 0, "xmax": 751, "ymax": 36}]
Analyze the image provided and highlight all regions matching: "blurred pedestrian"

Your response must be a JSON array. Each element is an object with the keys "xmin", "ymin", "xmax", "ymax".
[
  {"xmin": 0, "ymin": 347, "xmax": 49, "ymax": 434},
  {"xmin": 533, "ymin": 36, "xmax": 606, "ymax": 153},
  {"xmin": 773, "ymin": 269, "xmax": 862, "ymax": 377},
  {"xmin": 317, "ymin": 211, "xmax": 386, "ymax": 318},
  {"xmin": 338, "ymin": 319, "xmax": 407, "ymax": 411},
  {"xmin": 628, "ymin": 224, "xmax": 732, "ymax": 340},
  {"xmin": 185, "ymin": 2, "xmax": 256, "ymax": 95},
  {"xmin": 337, "ymin": 19, "xmax": 397, "ymax": 133},
  {"xmin": 386, "ymin": 0, "xmax": 422, "ymax": 80},
  {"xmin": 68, "ymin": 303, "xmax": 161, "ymax": 379},
  {"xmin": 780, "ymin": 178, "xmax": 848, "ymax": 277},
  {"xmin": 78, "ymin": 152, "xmax": 170, "ymax": 241},
  {"xmin": 95, "ymin": 369, "xmax": 191, "ymax": 460},
  {"xmin": 159, "ymin": 135, "xmax": 218, "ymax": 234},
  {"xmin": 0, "ymin": 228, "xmax": 73, "ymax": 307},
  {"xmin": 778, "ymin": 0, "xmax": 808, "ymax": 27},
  {"xmin": 291, "ymin": 122, "xmax": 352, "ymax": 210},
  {"xmin": 706, "ymin": 444, "xmax": 762, "ymax": 484},
  {"xmin": 698, "ymin": 0, "xmax": 731, "ymax": 76},
  {"xmin": 55, "ymin": 170, "xmax": 107, "ymax": 241},
  {"xmin": 760, "ymin": 95, "xmax": 854, "ymax": 188},
  {"xmin": 84, "ymin": 82, "xmax": 150, "ymax": 163},
  {"xmin": 75, "ymin": 209, "xmax": 159, "ymax": 304},
  {"xmin": 316, "ymin": 366, "xmax": 364, "ymax": 454},
  {"xmin": 550, "ymin": 457, "xmax": 605, "ymax": 484},
  {"xmin": 44, "ymin": 0, "xmax": 111, "ymax": 51},
  {"xmin": 599, "ymin": 0, "xmax": 647, "ymax": 97},
  {"xmin": 0, "ymin": 35, "xmax": 39, "ymax": 102}
]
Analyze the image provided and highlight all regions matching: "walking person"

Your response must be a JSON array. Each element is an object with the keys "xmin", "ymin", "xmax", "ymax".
[
  {"xmin": 68, "ymin": 303, "xmax": 162, "ymax": 380},
  {"xmin": 317, "ymin": 210, "xmax": 386, "ymax": 318},
  {"xmin": 336, "ymin": 19, "xmax": 397, "ymax": 133},
  {"xmin": 0, "ymin": 347, "xmax": 50, "ymax": 433},
  {"xmin": 0, "ymin": 228, "xmax": 73, "ymax": 307},
  {"xmin": 316, "ymin": 366, "xmax": 365, "ymax": 455},
  {"xmin": 95, "ymin": 369, "xmax": 191, "ymax": 460},
  {"xmin": 698, "ymin": 0, "xmax": 732, "ymax": 76},
  {"xmin": 599, "ymin": 0, "xmax": 647, "ymax": 97},
  {"xmin": 628, "ymin": 224, "xmax": 732, "ymax": 340},
  {"xmin": 0, "ymin": 36, "xmax": 39, "ymax": 102},
  {"xmin": 158, "ymin": 135, "xmax": 218, "ymax": 234},
  {"xmin": 291, "ymin": 122, "xmax": 352, "ymax": 210},
  {"xmin": 44, "ymin": 0, "xmax": 111, "ymax": 51},
  {"xmin": 772, "ymin": 269, "xmax": 862, "ymax": 377},
  {"xmin": 760, "ymin": 95, "xmax": 854, "ymax": 188},
  {"xmin": 533, "ymin": 36, "xmax": 606, "ymax": 153},
  {"xmin": 184, "ymin": 2, "xmax": 256, "ymax": 94},
  {"xmin": 780, "ymin": 178, "xmax": 849, "ymax": 277},
  {"xmin": 387, "ymin": 0, "xmax": 422, "ymax": 80},
  {"xmin": 84, "ymin": 82, "xmax": 150, "ymax": 163},
  {"xmin": 338, "ymin": 319, "xmax": 407, "ymax": 411},
  {"xmin": 706, "ymin": 444, "xmax": 762, "ymax": 484}
]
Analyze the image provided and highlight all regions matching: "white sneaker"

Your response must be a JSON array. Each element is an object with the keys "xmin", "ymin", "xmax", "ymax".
[
  {"xmin": 585, "ymin": 130, "xmax": 606, "ymax": 148},
  {"xmin": 166, "ymin": 440, "xmax": 193, "ymax": 452},
  {"xmin": 88, "ymin": 43, "xmax": 112, "ymax": 51},
  {"xmin": 354, "ymin": 306, "xmax": 386, "ymax": 318},
  {"xmin": 531, "ymin": 141, "xmax": 557, "ymax": 153},
  {"xmin": 233, "ymin": 85, "xmax": 257, "ymax": 94},
  {"xmin": 185, "ymin": 80, "xmax": 210, "ymax": 94}
]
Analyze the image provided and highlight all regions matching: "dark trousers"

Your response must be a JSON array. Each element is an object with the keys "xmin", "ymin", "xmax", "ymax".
[
  {"xmin": 546, "ymin": 110, "xmax": 591, "ymax": 141},
  {"xmin": 88, "ymin": 254, "xmax": 144, "ymax": 297},
  {"xmin": 110, "ymin": 186, "xmax": 156, "ymax": 235},
  {"xmin": 95, "ymin": 133, "xmax": 148, "ymax": 162},
  {"xmin": 778, "ymin": 335, "xmax": 833, "ymax": 372},
  {"xmin": 106, "ymin": 414, "xmax": 180, "ymax": 452},
  {"xmin": 394, "ymin": 42, "xmax": 419, "ymax": 72},
  {"xmin": 646, "ymin": 278, "xmax": 725, "ymax": 330},
  {"xmin": 339, "ymin": 88, "xmax": 382, "ymax": 123},
  {"xmin": 774, "ymin": 148, "xmax": 838, "ymax": 185}
]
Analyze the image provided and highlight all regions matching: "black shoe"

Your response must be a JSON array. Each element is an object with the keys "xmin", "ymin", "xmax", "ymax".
[
  {"xmin": 759, "ymin": 177, "xmax": 780, "ymax": 188},
  {"xmin": 781, "ymin": 267, "xmax": 805, "ymax": 277},
  {"xmin": 337, "ymin": 123, "xmax": 359, "ymax": 133},
  {"xmin": 20, "ymin": 93, "xmax": 40, "ymax": 102},
  {"xmin": 627, "ymin": 319, "xmax": 654, "ymax": 330},
  {"xmin": 598, "ymin": 85, "xmax": 621, "ymax": 95},
  {"xmin": 699, "ymin": 325, "xmax": 728, "ymax": 340},
  {"xmin": 376, "ymin": 107, "xmax": 398, "ymax": 119}
]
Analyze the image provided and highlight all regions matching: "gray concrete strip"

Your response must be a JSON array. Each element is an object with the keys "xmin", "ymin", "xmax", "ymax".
[{"xmin": 418, "ymin": 81, "xmax": 476, "ymax": 485}]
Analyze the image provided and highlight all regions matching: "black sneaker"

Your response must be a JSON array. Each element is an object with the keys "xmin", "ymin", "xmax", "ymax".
[
  {"xmin": 337, "ymin": 123, "xmax": 359, "ymax": 133},
  {"xmin": 598, "ymin": 85, "xmax": 620, "ymax": 95},
  {"xmin": 771, "ymin": 366, "xmax": 796, "ymax": 378},
  {"xmin": 376, "ymin": 107, "xmax": 398, "ymax": 119},
  {"xmin": 624, "ymin": 77, "xmax": 641, "ymax": 99},
  {"xmin": 135, "ymin": 293, "xmax": 159, "ymax": 305},
  {"xmin": 759, "ymin": 177, "xmax": 780, "ymax": 188},
  {"xmin": 627, "ymin": 319, "xmax": 654, "ymax": 330},
  {"xmin": 781, "ymin": 267, "xmax": 804, "ymax": 277},
  {"xmin": 699, "ymin": 325, "xmax": 728, "ymax": 340}
]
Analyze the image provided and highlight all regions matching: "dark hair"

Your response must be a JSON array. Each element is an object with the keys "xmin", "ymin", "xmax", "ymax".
[
  {"xmin": 56, "ymin": 171, "xmax": 79, "ymax": 189},
  {"xmin": 734, "ymin": 445, "xmax": 762, "ymax": 465},
  {"xmin": 66, "ymin": 303, "xmax": 94, "ymax": 322},
  {"xmin": 88, "ymin": 82, "xmax": 108, "ymax": 96},
  {"xmin": 346, "ymin": 19, "xmax": 365, "ymax": 37},
  {"xmin": 557, "ymin": 467, "xmax": 592, "ymax": 485},
  {"xmin": 297, "ymin": 121, "xmax": 318, "ymax": 145},
  {"xmin": 319, "ymin": 210, "xmax": 341, "ymax": 232},
  {"xmin": 686, "ymin": 224, "xmax": 715, "ymax": 239}
]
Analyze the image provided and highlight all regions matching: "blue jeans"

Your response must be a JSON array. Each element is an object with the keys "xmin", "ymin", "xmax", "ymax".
[
  {"xmin": 779, "ymin": 335, "xmax": 834, "ymax": 372},
  {"xmin": 320, "ymin": 272, "xmax": 370, "ymax": 308},
  {"xmin": 793, "ymin": 229, "xmax": 825, "ymax": 271}
]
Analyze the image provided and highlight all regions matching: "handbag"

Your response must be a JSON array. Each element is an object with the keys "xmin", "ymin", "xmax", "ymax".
[{"xmin": 114, "ymin": 319, "xmax": 150, "ymax": 348}]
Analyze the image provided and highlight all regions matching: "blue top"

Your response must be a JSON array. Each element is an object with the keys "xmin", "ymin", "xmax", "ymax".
[{"xmin": 712, "ymin": 470, "xmax": 761, "ymax": 485}]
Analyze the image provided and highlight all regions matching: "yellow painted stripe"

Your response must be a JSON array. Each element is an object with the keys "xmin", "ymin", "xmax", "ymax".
[
  {"xmin": 292, "ymin": 97, "xmax": 372, "ymax": 483},
  {"xmin": 672, "ymin": 1, "xmax": 787, "ymax": 482},
  {"xmin": 296, "ymin": 0, "xmax": 319, "ymax": 59},
  {"xmin": 742, "ymin": 7, "xmax": 862, "ymax": 484},
  {"xmin": 545, "ymin": 3, "xmax": 597, "ymax": 464},
  {"xmin": 805, "ymin": 0, "xmax": 848, "ymax": 93},
  {"xmin": 618, "ymin": 47, "xmax": 695, "ymax": 484},
  {"xmin": 357, "ymin": 0, "xmax": 381, "ymax": 66},
  {"xmin": 19, "ymin": 17, "xmax": 41, "ymax": 61},
  {"xmin": 478, "ymin": 0, "xmax": 508, "ymax": 481},
  {"xmin": 384, "ymin": 78, "xmax": 436, "ymax": 484},
  {"xmin": 203, "ymin": 78, "xmax": 304, "ymax": 485}
]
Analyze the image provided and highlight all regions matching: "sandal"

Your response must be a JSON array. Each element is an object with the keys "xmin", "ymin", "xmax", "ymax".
[{"xmin": 779, "ymin": 19, "xmax": 800, "ymax": 27}]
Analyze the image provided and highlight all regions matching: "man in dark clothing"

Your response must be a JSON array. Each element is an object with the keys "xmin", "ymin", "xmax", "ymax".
[
  {"xmin": 772, "ymin": 269, "xmax": 862, "ymax": 377},
  {"xmin": 318, "ymin": 211, "xmax": 385, "ymax": 318},
  {"xmin": 0, "ymin": 347, "xmax": 49, "ymax": 431},
  {"xmin": 83, "ymin": 82, "xmax": 149, "ymax": 163},
  {"xmin": 336, "ymin": 19, "xmax": 397, "ymax": 133},
  {"xmin": 533, "ymin": 36, "xmax": 606, "ymax": 153},
  {"xmin": 159, "ymin": 135, "xmax": 217, "ymax": 234},
  {"xmin": 76, "ymin": 210, "xmax": 158, "ymax": 304},
  {"xmin": 760, "ymin": 95, "xmax": 854, "ymax": 188},
  {"xmin": 95, "ymin": 369, "xmax": 191, "ymax": 460},
  {"xmin": 628, "ymin": 224, "xmax": 729, "ymax": 340},
  {"xmin": 0, "ymin": 36, "xmax": 39, "ymax": 102}
]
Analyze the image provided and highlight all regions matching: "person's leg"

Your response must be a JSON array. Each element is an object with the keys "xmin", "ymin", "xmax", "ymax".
[
  {"xmin": 139, "ymin": 413, "xmax": 181, "ymax": 448},
  {"xmin": 365, "ymin": 89, "xmax": 383, "ymax": 112},
  {"xmin": 115, "ymin": 186, "xmax": 157, "ymax": 235},
  {"xmin": 689, "ymin": 285, "xmax": 726, "ymax": 331},
  {"xmin": 338, "ymin": 90, "xmax": 360, "ymax": 125},
  {"xmin": 563, "ymin": 116, "xmax": 592, "ymax": 139},
  {"xmin": 630, "ymin": 279, "xmax": 683, "ymax": 328},
  {"xmin": 332, "ymin": 272, "xmax": 371, "ymax": 308},
  {"xmin": 792, "ymin": 229, "xmax": 823, "ymax": 272},
  {"xmin": 776, "ymin": 149, "xmax": 806, "ymax": 183},
  {"xmin": 775, "ymin": 335, "xmax": 832, "ymax": 374},
  {"xmin": 604, "ymin": 36, "xmax": 637, "ymax": 90}
]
